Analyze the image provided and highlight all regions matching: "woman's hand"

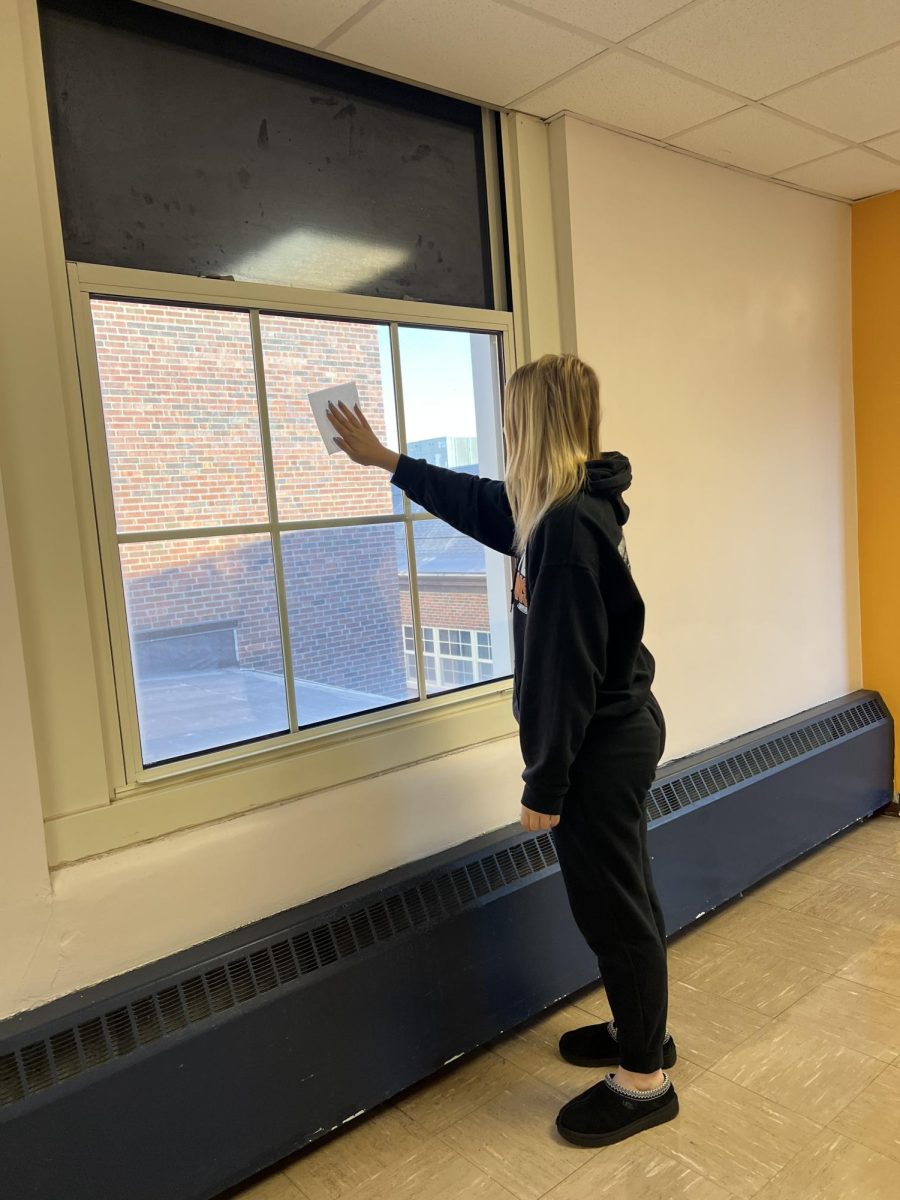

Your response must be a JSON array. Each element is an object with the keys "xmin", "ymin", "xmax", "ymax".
[
  {"xmin": 520, "ymin": 805, "xmax": 561, "ymax": 832},
  {"xmin": 326, "ymin": 401, "xmax": 399, "ymax": 472}
]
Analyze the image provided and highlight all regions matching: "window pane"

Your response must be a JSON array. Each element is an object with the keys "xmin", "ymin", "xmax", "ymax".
[
  {"xmin": 439, "ymin": 657, "xmax": 474, "ymax": 687},
  {"xmin": 92, "ymin": 300, "xmax": 268, "ymax": 534},
  {"xmin": 282, "ymin": 524, "xmax": 413, "ymax": 724},
  {"xmin": 40, "ymin": 0, "xmax": 494, "ymax": 307},
  {"xmin": 260, "ymin": 315, "xmax": 399, "ymax": 521},
  {"xmin": 121, "ymin": 534, "xmax": 287, "ymax": 765},
  {"xmin": 397, "ymin": 327, "xmax": 503, "ymax": 516},
  {"xmin": 411, "ymin": 520, "xmax": 511, "ymax": 696}
]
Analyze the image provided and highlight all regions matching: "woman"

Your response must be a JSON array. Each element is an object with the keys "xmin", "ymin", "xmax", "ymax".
[{"xmin": 327, "ymin": 354, "xmax": 677, "ymax": 1147}]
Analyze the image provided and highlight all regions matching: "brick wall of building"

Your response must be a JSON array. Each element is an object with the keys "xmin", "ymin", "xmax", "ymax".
[{"xmin": 399, "ymin": 588, "xmax": 490, "ymax": 632}]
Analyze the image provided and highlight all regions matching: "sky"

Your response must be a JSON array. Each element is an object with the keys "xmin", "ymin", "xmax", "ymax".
[{"xmin": 375, "ymin": 325, "xmax": 499, "ymax": 448}]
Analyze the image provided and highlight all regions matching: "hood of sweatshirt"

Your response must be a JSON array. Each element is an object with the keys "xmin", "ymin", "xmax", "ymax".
[{"xmin": 585, "ymin": 451, "xmax": 632, "ymax": 525}]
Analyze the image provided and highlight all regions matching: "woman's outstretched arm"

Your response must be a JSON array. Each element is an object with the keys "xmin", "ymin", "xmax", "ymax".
[{"xmin": 327, "ymin": 400, "xmax": 516, "ymax": 556}]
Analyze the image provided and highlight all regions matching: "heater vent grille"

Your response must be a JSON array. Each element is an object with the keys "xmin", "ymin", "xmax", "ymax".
[
  {"xmin": 647, "ymin": 696, "xmax": 888, "ymax": 824},
  {"xmin": 1, "ymin": 694, "xmax": 888, "ymax": 1112},
  {"xmin": 0, "ymin": 832, "xmax": 558, "ymax": 1108}
]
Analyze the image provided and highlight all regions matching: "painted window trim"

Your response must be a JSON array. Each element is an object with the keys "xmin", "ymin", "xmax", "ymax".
[{"xmin": 46, "ymin": 262, "xmax": 519, "ymax": 863}]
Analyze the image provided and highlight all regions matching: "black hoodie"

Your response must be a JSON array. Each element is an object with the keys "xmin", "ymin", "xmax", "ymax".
[{"xmin": 390, "ymin": 451, "xmax": 655, "ymax": 816}]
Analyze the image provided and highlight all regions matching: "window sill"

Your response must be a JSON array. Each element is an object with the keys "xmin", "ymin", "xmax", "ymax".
[{"xmin": 43, "ymin": 684, "xmax": 518, "ymax": 867}]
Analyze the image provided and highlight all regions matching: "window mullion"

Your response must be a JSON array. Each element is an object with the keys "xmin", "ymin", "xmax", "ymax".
[
  {"xmin": 391, "ymin": 322, "xmax": 428, "ymax": 702},
  {"xmin": 249, "ymin": 309, "xmax": 298, "ymax": 733}
]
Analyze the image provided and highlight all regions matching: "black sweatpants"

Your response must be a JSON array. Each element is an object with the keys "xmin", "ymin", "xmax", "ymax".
[{"xmin": 549, "ymin": 695, "xmax": 668, "ymax": 1073}]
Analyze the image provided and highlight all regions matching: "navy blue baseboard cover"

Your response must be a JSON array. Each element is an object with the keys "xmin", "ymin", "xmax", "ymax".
[{"xmin": 0, "ymin": 690, "xmax": 893, "ymax": 1200}]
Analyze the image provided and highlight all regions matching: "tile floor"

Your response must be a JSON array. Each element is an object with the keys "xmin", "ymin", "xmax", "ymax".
[{"xmin": 222, "ymin": 812, "xmax": 900, "ymax": 1200}]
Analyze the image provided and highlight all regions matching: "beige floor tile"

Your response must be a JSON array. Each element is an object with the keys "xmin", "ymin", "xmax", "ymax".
[
  {"xmin": 842, "ymin": 816, "xmax": 900, "ymax": 862},
  {"xmin": 791, "ymin": 879, "xmax": 900, "ymax": 936},
  {"xmin": 441, "ymin": 1073, "xmax": 585, "ymax": 1200},
  {"xmin": 855, "ymin": 839, "xmax": 900, "ymax": 865},
  {"xmin": 747, "ymin": 868, "xmax": 828, "ymax": 911},
  {"xmin": 778, "ymin": 975, "xmax": 900, "ymax": 1062},
  {"xmin": 838, "ymin": 923, "xmax": 900, "ymax": 998},
  {"xmin": 661, "ymin": 1054, "xmax": 707, "ymax": 1088},
  {"xmin": 753, "ymin": 1128, "xmax": 900, "ymax": 1200},
  {"xmin": 666, "ymin": 927, "xmax": 738, "ymax": 982},
  {"xmin": 543, "ymin": 1140, "xmax": 736, "ymax": 1200},
  {"xmin": 837, "ymin": 854, "xmax": 900, "ymax": 899},
  {"xmin": 682, "ymin": 942, "xmax": 827, "ymax": 1017},
  {"xmin": 570, "ymin": 987, "xmax": 613, "ymax": 1024},
  {"xmin": 395, "ymin": 1048, "xmax": 527, "ymax": 1135},
  {"xmin": 710, "ymin": 1017, "xmax": 883, "ymax": 1124},
  {"xmin": 664, "ymin": 979, "xmax": 769, "ymax": 1070},
  {"xmin": 284, "ymin": 1105, "xmax": 429, "ymax": 1200},
  {"xmin": 491, "ymin": 1002, "xmax": 617, "ymax": 1094},
  {"xmin": 642, "ymin": 1071, "xmax": 821, "ymax": 1200},
  {"xmin": 231, "ymin": 1172, "xmax": 304, "ymax": 1200},
  {"xmin": 733, "ymin": 905, "xmax": 876, "ymax": 974},
  {"xmin": 346, "ymin": 1139, "xmax": 518, "ymax": 1200},
  {"xmin": 790, "ymin": 838, "xmax": 864, "ymax": 881},
  {"xmin": 567, "ymin": 980, "xmax": 605, "ymax": 1012},
  {"xmin": 696, "ymin": 897, "xmax": 774, "ymax": 942},
  {"xmin": 831, "ymin": 1062, "xmax": 900, "ymax": 1163}
]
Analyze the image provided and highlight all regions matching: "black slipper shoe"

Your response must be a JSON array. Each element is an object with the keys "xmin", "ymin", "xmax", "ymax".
[
  {"xmin": 559, "ymin": 1021, "xmax": 678, "ymax": 1069},
  {"xmin": 556, "ymin": 1072, "xmax": 679, "ymax": 1147}
]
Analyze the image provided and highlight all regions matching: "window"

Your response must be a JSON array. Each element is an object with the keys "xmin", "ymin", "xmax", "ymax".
[
  {"xmin": 74, "ymin": 269, "xmax": 514, "ymax": 779},
  {"xmin": 404, "ymin": 626, "xmax": 495, "ymax": 691}
]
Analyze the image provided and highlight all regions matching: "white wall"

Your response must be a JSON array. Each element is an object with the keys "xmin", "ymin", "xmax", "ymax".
[
  {"xmin": 550, "ymin": 117, "xmax": 861, "ymax": 758},
  {"xmin": 0, "ymin": 458, "xmax": 53, "ymax": 1010}
]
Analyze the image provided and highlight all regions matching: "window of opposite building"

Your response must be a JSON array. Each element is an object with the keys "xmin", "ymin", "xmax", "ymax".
[{"xmin": 71, "ymin": 267, "xmax": 514, "ymax": 782}]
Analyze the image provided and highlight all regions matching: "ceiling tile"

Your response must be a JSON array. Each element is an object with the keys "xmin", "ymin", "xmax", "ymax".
[
  {"xmin": 506, "ymin": 0, "xmax": 693, "ymax": 42},
  {"xmin": 630, "ymin": 0, "xmax": 900, "ymax": 99},
  {"xmin": 164, "ymin": 0, "xmax": 369, "ymax": 49},
  {"xmin": 515, "ymin": 50, "xmax": 739, "ymax": 139},
  {"xmin": 866, "ymin": 130, "xmax": 900, "ymax": 161},
  {"xmin": 777, "ymin": 148, "xmax": 900, "ymax": 200},
  {"xmin": 326, "ymin": 0, "xmax": 600, "ymax": 105},
  {"xmin": 669, "ymin": 106, "xmax": 846, "ymax": 175},
  {"xmin": 767, "ymin": 43, "xmax": 900, "ymax": 143}
]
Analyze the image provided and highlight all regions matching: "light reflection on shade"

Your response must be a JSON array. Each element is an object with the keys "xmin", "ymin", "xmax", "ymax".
[{"xmin": 229, "ymin": 229, "xmax": 412, "ymax": 291}]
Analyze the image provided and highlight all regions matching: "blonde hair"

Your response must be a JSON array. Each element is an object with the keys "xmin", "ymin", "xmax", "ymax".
[{"xmin": 503, "ymin": 354, "xmax": 602, "ymax": 557}]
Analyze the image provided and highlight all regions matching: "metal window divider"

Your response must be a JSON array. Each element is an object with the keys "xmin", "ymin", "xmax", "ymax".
[
  {"xmin": 390, "ymin": 323, "xmax": 429, "ymax": 705},
  {"xmin": 115, "ymin": 512, "xmax": 412, "ymax": 543},
  {"xmin": 248, "ymin": 310, "xmax": 299, "ymax": 734}
]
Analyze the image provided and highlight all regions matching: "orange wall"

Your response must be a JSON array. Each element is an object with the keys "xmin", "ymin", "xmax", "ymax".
[{"xmin": 852, "ymin": 192, "xmax": 900, "ymax": 787}]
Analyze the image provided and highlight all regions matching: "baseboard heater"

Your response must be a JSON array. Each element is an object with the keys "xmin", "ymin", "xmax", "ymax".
[{"xmin": 0, "ymin": 690, "xmax": 892, "ymax": 1199}]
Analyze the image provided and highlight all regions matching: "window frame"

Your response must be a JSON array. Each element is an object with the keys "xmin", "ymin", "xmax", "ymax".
[{"xmin": 67, "ymin": 261, "xmax": 517, "ymax": 798}]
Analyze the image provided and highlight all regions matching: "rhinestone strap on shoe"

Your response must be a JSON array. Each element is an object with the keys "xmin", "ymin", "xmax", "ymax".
[
  {"xmin": 604, "ymin": 1071, "xmax": 671, "ymax": 1101},
  {"xmin": 607, "ymin": 1020, "xmax": 671, "ymax": 1044}
]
